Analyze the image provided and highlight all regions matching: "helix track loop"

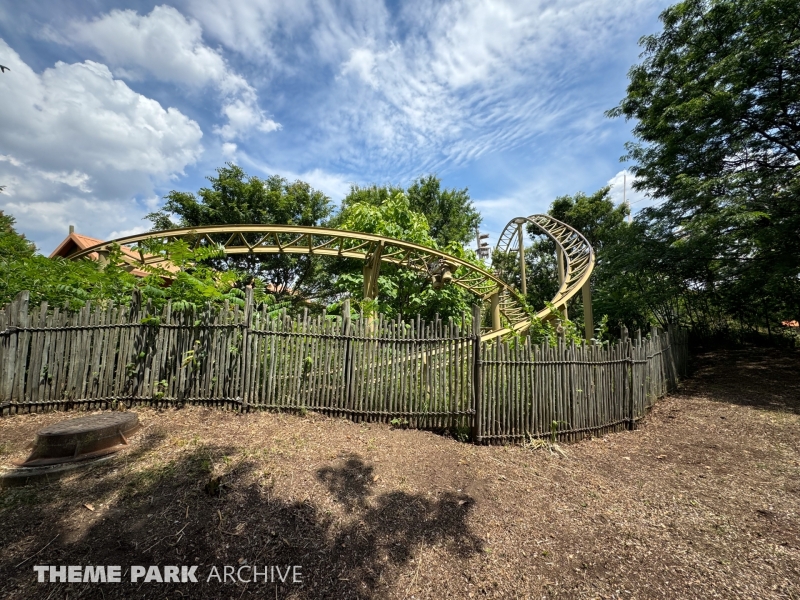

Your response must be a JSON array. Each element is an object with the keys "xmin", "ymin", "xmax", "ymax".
[{"xmin": 484, "ymin": 215, "xmax": 595, "ymax": 341}]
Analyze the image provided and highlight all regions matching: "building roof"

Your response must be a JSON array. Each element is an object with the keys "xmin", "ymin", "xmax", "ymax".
[{"xmin": 49, "ymin": 230, "xmax": 178, "ymax": 278}]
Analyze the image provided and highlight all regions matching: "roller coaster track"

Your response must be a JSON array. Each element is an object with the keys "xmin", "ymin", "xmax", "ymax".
[
  {"xmin": 485, "ymin": 215, "xmax": 595, "ymax": 341},
  {"xmin": 70, "ymin": 219, "xmax": 593, "ymax": 342}
]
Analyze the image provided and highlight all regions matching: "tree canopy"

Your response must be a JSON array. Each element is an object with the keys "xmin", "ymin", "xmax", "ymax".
[
  {"xmin": 336, "ymin": 176, "xmax": 481, "ymax": 248},
  {"xmin": 331, "ymin": 188, "xmax": 478, "ymax": 321},
  {"xmin": 607, "ymin": 0, "xmax": 800, "ymax": 335},
  {"xmin": 147, "ymin": 164, "xmax": 334, "ymax": 303}
]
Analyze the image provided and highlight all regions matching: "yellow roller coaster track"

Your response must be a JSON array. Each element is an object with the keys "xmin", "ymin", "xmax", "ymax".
[
  {"xmin": 70, "ymin": 219, "xmax": 593, "ymax": 342},
  {"xmin": 484, "ymin": 215, "xmax": 595, "ymax": 341}
]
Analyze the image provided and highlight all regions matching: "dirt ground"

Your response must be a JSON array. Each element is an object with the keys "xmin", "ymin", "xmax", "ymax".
[{"xmin": 0, "ymin": 347, "xmax": 798, "ymax": 600}]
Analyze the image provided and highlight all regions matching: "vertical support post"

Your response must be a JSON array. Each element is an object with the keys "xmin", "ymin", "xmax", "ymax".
[
  {"xmin": 489, "ymin": 291, "xmax": 501, "ymax": 331},
  {"xmin": 126, "ymin": 289, "xmax": 141, "ymax": 408},
  {"xmin": 517, "ymin": 224, "xmax": 527, "ymax": 298},
  {"xmin": 666, "ymin": 322, "xmax": 678, "ymax": 391},
  {"xmin": 582, "ymin": 280, "xmax": 594, "ymax": 341},
  {"xmin": 471, "ymin": 304, "xmax": 482, "ymax": 443},
  {"xmin": 362, "ymin": 262, "xmax": 372, "ymax": 300},
  {"xmin": 240, "ymin": 286, "xmax": 254, "ymax": 409},
  {"xmin": 362, "ymin": 242, "xmax": 383, "ymax": 331},
  {"xmin": 556, "ymin": 247, "xmax": 568, "ymax": 320},
  {"xmin": 362, "ymin": 241, "xmax": 383, "ymax": 301},
  {"xmin": 621, "ymin": 325, "xmax": 634, "ymax": 429},
  {"xmin": 342, "ymin": 299, "xmax": 353, "ymax": 410},
  {"xmin": 3, "ymin": 291, "xmax": 29, "ymax": 407}
]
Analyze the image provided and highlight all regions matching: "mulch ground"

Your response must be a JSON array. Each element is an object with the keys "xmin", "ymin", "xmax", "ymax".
[{"xmin": 0, "ymin": 346, "xmax": 798, "ymax": 599}]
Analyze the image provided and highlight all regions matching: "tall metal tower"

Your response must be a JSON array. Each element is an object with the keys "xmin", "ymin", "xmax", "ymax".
[{"xmin": 476, "ymin": 228, "xmax": 490, "ymax": 260}]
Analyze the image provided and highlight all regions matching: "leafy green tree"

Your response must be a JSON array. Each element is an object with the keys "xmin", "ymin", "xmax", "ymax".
[
  {"xmin": 549, "ymin": 188, "xmax": 628, "ymax": 253},
  {"xmin": 322, "ymin": 176, "xmax": 482, "ymax": 321},
  {"xmin": 334, "ymin": 192, "xmax": 476, "ymax": 321},
  {"xmin": 147, "ymin": 164, "xmax": 334, "ymax": 305},
  {"xmin": 607, "ymin": 0, "xmax": 800, "ymax": 333},
  {"xmin": 336, "ymin": 176, "xmax": 481, "ymax": 248},
  {"xmin": 0, "ymin": 209, "xmax": 278, "ymax": 314},
  {"xmin": 510, "ymin": 188, "xmax": 634, "ymax": 336},
  {"xmin": 406, "ymin": 175, "xmax": 481, "ymax": 247},
  {"xmin": 1, "ymin": 211, "xmax": 138, "ymax": 309}
]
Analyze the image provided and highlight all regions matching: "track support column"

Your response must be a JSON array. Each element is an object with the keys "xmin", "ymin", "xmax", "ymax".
[
  {"xmin": 489, "ymin": 291, "xmax": 501, "ymax": 331},
  {"xmin": 556, "ymin": 247, "xmax": 568, "ymax": 320},
  {"xmin": 362, "ymin": 241, "xmax": 384, "ymax": 301},
  {"xmin": 582, "ymin": 280, "xmax": 593, "ymax": 341}
]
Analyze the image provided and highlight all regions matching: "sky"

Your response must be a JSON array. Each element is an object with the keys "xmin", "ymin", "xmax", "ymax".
[{"xmin": 0, "ymin": 0, "xmax": 668, "ymax": 255}]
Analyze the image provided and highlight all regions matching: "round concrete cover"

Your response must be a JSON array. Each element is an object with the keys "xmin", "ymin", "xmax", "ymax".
[{"xmin": 21, "ymin": 412, "xmax": 140, "ymax": 467}]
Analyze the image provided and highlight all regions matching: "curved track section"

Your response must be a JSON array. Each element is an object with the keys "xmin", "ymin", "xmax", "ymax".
[
  {"xmin": 70, "ymin": 220, "xmax": 593, "ymax": 341},
  {"xmin": 71, "ymin": 224, "xmax": 520, "ymax": 310},
  {"xmin": 488, "ymin": 215, "xmax": 595, "ymax": 339}
]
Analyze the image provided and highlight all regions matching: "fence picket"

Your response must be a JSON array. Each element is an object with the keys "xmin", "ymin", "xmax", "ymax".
[{"xmin": 0, "ymin": 292, "xmax": 687, "ymax": 442}]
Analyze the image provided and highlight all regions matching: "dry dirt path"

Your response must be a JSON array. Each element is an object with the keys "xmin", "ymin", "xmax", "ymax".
[{"xmin": 1, "ymin": 347, "xmax": 798, "ymax": 599}]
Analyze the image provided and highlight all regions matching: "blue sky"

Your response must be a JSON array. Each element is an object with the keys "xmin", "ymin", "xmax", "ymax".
[{"xmin": 0, "ymin": 0, "xmax": 667, "ymax": 254}]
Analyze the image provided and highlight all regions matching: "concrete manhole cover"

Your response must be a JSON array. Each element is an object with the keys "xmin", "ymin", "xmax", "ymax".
[
  {"xmin": 21, "ymin": 412, "xmax": 140, "ymax": 467},
  {"xmin": 0, "ymin": 412, "xmax": 140, "ymax": 487}
]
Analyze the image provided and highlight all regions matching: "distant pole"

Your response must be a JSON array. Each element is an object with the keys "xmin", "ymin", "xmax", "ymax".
[
  {"xmin": 517, "ymin": 224, "xmax": 527, "ymax": 298},
  {"xmin": 624, "ymin": 173, "xmax": 632, "ymax": 224},
  {"xmin": 475, "ymin": 227, "xmax": 490, "ymax": 261}
]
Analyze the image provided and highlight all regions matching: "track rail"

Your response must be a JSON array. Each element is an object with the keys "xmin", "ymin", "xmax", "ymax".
[
  {"xmin": 70, "ymin": 219, "xmax": 593, "ymax": 342},
  {"xmin": 482, "ymin": 215, "xmax": 595, "ymax": 341}
]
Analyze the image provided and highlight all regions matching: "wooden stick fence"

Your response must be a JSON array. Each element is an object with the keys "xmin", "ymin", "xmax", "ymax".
[{"xmin": 0, "ymin": 292, "xmax": 687, "ymax": 443}]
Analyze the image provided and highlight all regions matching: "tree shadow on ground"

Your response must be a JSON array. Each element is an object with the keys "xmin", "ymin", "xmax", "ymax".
[
  {"xmin": 685, "ymin": 348, "xmax": 800, "ymax": 414},
  {"xmin": 0, "ymin": 440, "xmax": 483, "ymax": 599}
]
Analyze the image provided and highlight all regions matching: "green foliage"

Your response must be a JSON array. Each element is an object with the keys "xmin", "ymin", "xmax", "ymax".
[
  {"xmin": 406, "ymin": 175, "xmax": 481, "ymax": 247},
  {"xmin": 607, "ymin": 0, "xmax": 800, "ymax": 336},
  {"xmin": 147, "ymin": 163, "xmax": 334, "ymax": 307},
  {"xmin": 332, "ymin": 190, "xmax": 478, "ymax": 322},
  {"xmin": 510, "ymin": 188, "xmax": 638, "ymax": 338},
  {"xmin": 135, "ymin": 238, "xmax": 269, "ymax": 312},
  {"xmin": 1, "ymin": 212, "xmax": 139, "ymax": 309},
  {"xmin": 335, "ymin": 175, "xmax": 481, "ymax": 248},
  {"xmin": 549, "ymin": 187, "xmax": 628, "ymax": 253},
  {"xmin": 0, "ymin": 209, "xmax": 283, "ymax": 315}
]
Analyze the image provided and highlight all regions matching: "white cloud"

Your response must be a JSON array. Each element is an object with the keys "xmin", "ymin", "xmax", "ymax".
[
  {"xmin": 174, "ymin": 0, "xmax": 659, "ymax": 185},
  {"xmin": 296, "ymin": 168, "xmax": 353, "ymax": 202},
  {"xmin": 107, "ymin": 224, "xmax": 151, "ymax": 240},
  {"xmin": 221, "ymin": 142, "xmax": 238, "ymax": 160},
  {"xmin": 55, "ymin": 5, "xmax": 225, "ymax": 87},
  {"xmin": 182, "ymin": 0, "xmax": 389, "ymax": 68},
  {"xmin": 237, "ymin": 152, "xmax": 354, "ymax": 202},
  {"xmin": 606, "ymin": 169, "xmax": 652, "ymax": 213},
  {"xmin": 56, "ymin": 5, "xmax": 279, "ymax": 141},
  {"xmin": 294, "ymin": 0, "xmax": 658, "ymax": 177},
  {"xmin": 0, "ymin": 39, "xmax": 203, "ymax": 253}
]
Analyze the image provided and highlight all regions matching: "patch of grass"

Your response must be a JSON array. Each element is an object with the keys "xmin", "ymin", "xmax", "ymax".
[
  {"xmin": 1, "ymin": 488, "xmax": 40, "ymax": 508},
  {"xmin": 122, "ymin": 460, "xmax": 178, "ymax": 499}
]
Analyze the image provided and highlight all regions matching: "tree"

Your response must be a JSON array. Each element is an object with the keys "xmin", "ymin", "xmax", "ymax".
[
  {"xmin": 0, "ymin": 209, "xmax": 278, "ymax": 313},
  {"xmin": 147, "ymin": 164, "xmax": 334, "ymax": 305},
  {"xmin": 325, "ymin": 177, "xmax": 482, "ymax": 321},
  {"xmin": 1, "ymin": 211, "xmax": 138, "ymax": 309},
  {"xmin": 334, "ymin": 192, "xmax": 476, "ymax": 321},
  {"xmin": 406, "ymin": 175, "xmax": 481, "ymax": 247},
  {"xmin": 336, "ymin": 176, "xmax": 481, "ymax": 248},
  {"xmin": 608, "ymin": 0, "xmax": 800, "ymax": 332}
]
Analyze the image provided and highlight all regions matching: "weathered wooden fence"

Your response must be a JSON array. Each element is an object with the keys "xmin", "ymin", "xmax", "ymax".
[
  {"xmin": 0, "ymin": 291, "xmax": 687, "ymax": 442},
  {"xmin": 477, "ymin": 325, "xmax": 688, "ymax": 443}
]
